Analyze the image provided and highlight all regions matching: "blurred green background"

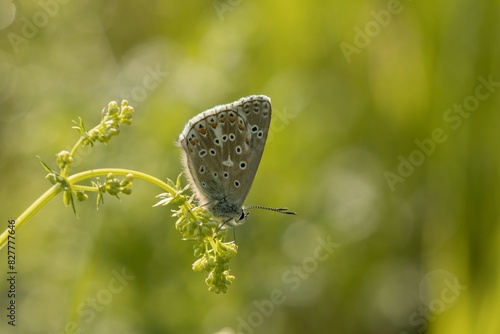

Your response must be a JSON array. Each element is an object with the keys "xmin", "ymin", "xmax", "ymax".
[{"xmin": 1, "ymin": 0, "xmax": 499, "ymax": 333}]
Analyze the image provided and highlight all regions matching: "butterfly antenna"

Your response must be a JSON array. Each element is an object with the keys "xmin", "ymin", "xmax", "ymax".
[{"xmin": 245, "ymin": 206, "xmax": 297, "ymax": 215}]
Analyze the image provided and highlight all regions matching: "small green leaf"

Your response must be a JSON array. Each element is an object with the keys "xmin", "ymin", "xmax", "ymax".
[{"xmin": 38, "ymin": 156, "xmax": 56, "ymax": 174}]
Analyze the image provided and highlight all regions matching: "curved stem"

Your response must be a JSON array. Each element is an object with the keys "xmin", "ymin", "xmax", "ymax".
[
  {"xmin": 0, "ymin": 168, "xmax": 179, "ymax": 250},
  {"xmin": 61, "ymin": 136, "xmax": 86, "ymax": 178},
  {"xmin": 68, "ymin": 169, "xmax": 175, "ymax": 194}
]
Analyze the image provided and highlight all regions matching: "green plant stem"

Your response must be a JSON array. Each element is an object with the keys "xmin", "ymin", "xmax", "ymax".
[
  {"xmin": 61, "ymin": 136, "xmax": 86, "ymax": 178},
  {"xmin": 0, "ymin": 168, "xmax": 178, "ymax": 250},
  {"xmin": 0, "ymin": 184, "xmax": 62, "ymax": 250}
]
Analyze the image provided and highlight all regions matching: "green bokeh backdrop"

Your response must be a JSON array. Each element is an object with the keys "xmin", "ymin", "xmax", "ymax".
[{"xmin": 0, "ymin": 0, "xmax": 499, "ymax": 333}]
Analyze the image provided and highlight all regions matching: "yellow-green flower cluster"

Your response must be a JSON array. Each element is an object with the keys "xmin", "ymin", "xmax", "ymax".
[
  {"xmin": 155, "ymin": 176, "xmax": 238, "ymax": 293},
  {"xmin": 73, "ymin": 100, "xmax": 134, "ymax": 146}
]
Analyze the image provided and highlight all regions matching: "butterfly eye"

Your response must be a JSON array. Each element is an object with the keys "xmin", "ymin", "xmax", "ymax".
[{"xmin": 238, "ymin": 210, "xmax": 247, "ymax": 221}]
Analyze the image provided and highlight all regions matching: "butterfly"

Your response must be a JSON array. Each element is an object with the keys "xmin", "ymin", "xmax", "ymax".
[{"xmin": 178, "ymin": 95, "xmax": 295, "ymax": 229}]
